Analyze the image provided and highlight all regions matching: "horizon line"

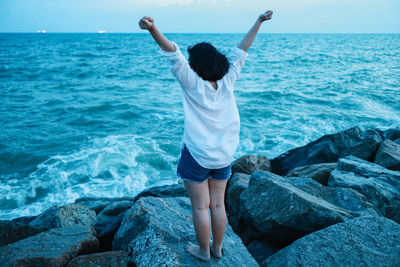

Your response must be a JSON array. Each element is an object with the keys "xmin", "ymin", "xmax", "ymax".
[{"xmin": 1, "ymin": 32, "xmax": 399, "ymax": 34}]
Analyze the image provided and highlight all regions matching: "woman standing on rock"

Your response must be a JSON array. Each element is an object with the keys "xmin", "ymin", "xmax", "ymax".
[{"xmin": 139, "ymin": 10, "xmax": 273, "ymax": 261}]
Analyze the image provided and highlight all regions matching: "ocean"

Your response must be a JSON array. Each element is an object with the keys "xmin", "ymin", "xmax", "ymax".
[{"xmin": 1, "ymin": 33, "xmax": 399, "ymax": 220}]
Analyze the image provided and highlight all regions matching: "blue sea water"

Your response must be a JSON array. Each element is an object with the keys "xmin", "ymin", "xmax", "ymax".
[{"xmin": 1, "ymin": 33, "xmax": 399, "ymax": 220}]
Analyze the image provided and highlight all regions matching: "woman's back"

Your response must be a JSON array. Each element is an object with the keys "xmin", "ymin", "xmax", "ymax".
[{"xmin": 158, "ymin": 42, "xmax": 248, "ymax": 169}]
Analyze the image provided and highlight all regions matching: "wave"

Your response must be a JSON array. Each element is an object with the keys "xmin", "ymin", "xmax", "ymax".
[{"xmin": 0, "ymin": 134, "xmax": 179, "ymax": 220}]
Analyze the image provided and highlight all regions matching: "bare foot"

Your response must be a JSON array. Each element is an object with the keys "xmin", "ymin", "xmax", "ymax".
[
  {"xmin": 210, "ymin": 239, "xmax": 223, "ymax": 258},
  {"xmin": 185, "ymin": 242, "xmax": 210, "ymax": 262}
]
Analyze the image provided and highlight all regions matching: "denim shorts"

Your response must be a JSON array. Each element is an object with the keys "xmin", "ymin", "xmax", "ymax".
[{"xmin": 176, "ymin": 143, "xmax": 232, "ymax": 183}]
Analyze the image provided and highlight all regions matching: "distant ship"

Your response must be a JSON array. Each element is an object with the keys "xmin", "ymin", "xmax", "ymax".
[
  {"xmin": 36, "ymin": 30, "xmax": 46, "ymax": 33},
  {"xmin": 98, "ymin": 30, "xmax": 106, "ymax": 34}
]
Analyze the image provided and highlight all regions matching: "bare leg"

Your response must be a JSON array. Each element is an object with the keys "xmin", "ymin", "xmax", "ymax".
[
  {"xmin": 183, "ymin": 179, "xmax": 211, "ymax": 261},
  {"xmin": 208, "ymin": 178, "xmax": 228, "ymax": 257}
]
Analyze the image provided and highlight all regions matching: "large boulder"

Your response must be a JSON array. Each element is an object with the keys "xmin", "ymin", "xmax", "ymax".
[
  {"xmin": 11, "ymin": 215, "xmax": 37, "ymax": 225},
  {"xmin": 247, "ymin": 240, "xmax": 280, "ymax": 265},
  {"xmin": 0, "ymin": 226, "xmax": 99, "ymax": 266},
  {"xmin": 328, "ymin": 155, "xmax": 400, "ymax": 223},
  {"xmin": 66, "ymin": 251, "xmax": 127, "ymax": 267},
  {"xmin": 225, "ymin": 173, "xmax": 250, "ymax": 233},
  {"xmin": 231, "ymin": 155, "xmax": 271, "ymax": 176},
  {"xmin": 113, "ymin": 196, "xmax": 258, "ymax": 266},
  {"xmin": 239, "ymin": 171, "xmax": 379, "ymax": 245},
  {"xmin": 0, "ymin": 220, "xmax": 44, "ymax": 247},
  {"xmin": 75, "ymin": 196, "xmax": 135, "ymax": 214},
  {"xmin": 262, "ymin": 215, "xmax": 400, "ymax": 267},
  {"xmin": 383, "ymin": 126, "xmax": 400, "ymax": 141},
  {"xmin": 374, "ymin": 139, "xmax": 400, "ymax": 170},
  {"xmin": 286, "ymin": 177, "xmax": 380, "ymax": 217},
  {"xmin": 286, "ymin": 163, "xmax": 337, "ymax": 185},
  {"xmin": 270, "ymin": 126, "xmax": 382, "ymax": 175},
  {"xmin": 28, "ymin": 203, "xmax": 97, "ymax": 231},
  {"xmin": 133, "ymin": 182, "xmax": 187, "ymax": 202},
  {"xmin": 95, "ymin": 200, "xmax": 134, "ymax": 251}
]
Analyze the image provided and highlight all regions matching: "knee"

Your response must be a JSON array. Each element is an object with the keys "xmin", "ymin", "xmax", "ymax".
[
  {"xmin": 193, "ymin": 202, "xmax": 210, "ymax": 211},
  {"xmin": 210, "ymin": 202, "xmax": 224, "ymax": 210}
]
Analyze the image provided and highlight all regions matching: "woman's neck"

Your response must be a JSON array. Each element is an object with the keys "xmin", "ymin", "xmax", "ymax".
[{"xmin": 208, "ymin": 80, "xmax": 218, "ymax": 90}]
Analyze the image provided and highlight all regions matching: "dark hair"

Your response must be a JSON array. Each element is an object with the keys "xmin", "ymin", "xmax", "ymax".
[{"xmin": 187, "ymin": 42, "xmax": 229, "ymax": 81}]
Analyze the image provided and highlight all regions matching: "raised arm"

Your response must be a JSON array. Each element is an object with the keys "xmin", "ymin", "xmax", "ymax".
[
  {"xmin": 237, "ymin": 10, "xmax": 273, "ymax": 52},
  {"xmin": 138, "ymin": 16, "xmax": 175, "ymax": 52}
]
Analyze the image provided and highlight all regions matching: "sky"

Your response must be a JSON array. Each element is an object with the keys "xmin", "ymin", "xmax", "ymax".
[{"xmin": 0, "ymin": 0, "xmax": 399, "ymax": 33}]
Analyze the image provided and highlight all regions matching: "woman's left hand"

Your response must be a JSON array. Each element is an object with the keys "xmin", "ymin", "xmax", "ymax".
[
  {"xmin": 139, "ymin": 16, "xmax": 155, "ymax": 31},
  {"xmin": 258, "ymin": 10, "xmax": 273, "ymax": 22}
]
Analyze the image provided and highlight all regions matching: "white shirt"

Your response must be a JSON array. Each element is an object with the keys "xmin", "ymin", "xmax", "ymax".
[{"xmin": 158, "ymin": 41, "xmax": 248, "ymax": 169}]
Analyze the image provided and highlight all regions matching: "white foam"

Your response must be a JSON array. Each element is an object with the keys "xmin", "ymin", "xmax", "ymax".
[{"xmin": 0, "ymin": 134, "xmax": 179, "ymax": 220}]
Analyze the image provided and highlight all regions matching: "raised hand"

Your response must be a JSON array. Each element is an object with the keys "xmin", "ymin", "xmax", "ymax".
[
  {"xmin": 258, "ymin": 10, "xmax": 273, "ymax": 22},
  {"xmin": 138, "ymin": 15, "xmax": 175, "ymax": 52},
  {"xmin": 138, "ymin": 16, "xmax": 155, "ymax": 31},
  {"xmin": 238, "ymin": 10, "xmax": 274, "ymax": 52}
]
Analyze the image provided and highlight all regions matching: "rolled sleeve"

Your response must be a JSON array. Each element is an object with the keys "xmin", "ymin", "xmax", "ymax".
[
  {"xmin": 158, "ymin": 41, "xmax": 198, "ymax": 91},
  {"xmin": 224, "ymin": 47, "xmax": 249, "ymax": 87}
]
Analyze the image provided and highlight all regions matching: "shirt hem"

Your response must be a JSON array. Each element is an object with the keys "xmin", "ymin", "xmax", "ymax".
[{"xmin": 184, "ymin": 142, "xmax": 234, "ymax": 169}]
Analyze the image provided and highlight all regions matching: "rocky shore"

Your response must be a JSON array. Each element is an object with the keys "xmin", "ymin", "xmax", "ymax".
[{"xmin": 1, "ymin": 125, "xmax": 400, "ymax": 266}]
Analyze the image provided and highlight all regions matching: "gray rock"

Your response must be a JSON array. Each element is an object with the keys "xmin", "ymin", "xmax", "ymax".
[
  {"xmin": 29, "ymin": 203, "xmax": 97, "ymax": 231},
  {"xmin": 286, "ymin": 163, "xmax": 337, "ymax": 185},
  {"xmin": 239, "ymin": 171, "xmax": 379, "ymax": 245},
  {"xmin": 226, "ymin": 173, "xmax": 250, "ymax": 233},
  {"xmin": 395, "ymin": 138, "xmax": 400, "ymax": 144},
  {"xmin": 75, "ymin": 196, "xmax": 135, "ymax": 214},
  {"xmin": 113, "ymin": 196, "xmax": 259, "ymax": 266},
  {"xmin": 270, "ymin": 126, "xmax": 382, "ymax": 175},
  {"xmin": 231, "ymin": 155, "xmax": 271, "ymax": 176},
  {"xmin": 383, "ymin": 126, "xmax": 400, "ymax": 141},
  {"xmin": 0, "ymin": 226, "xmax": 99, "ymax": 266},
  {"xmin": 11, "ymin": 215, "xmax": 37, "ymax": 225},
  {"xmin": 0, "ymin": 220, "xmax": 44, "ymax": 247},
  {"xmin": 262, "ymin": 215, "xmax": 400, "ymax": 267},
  {"xmin": 287, "ymin": 177, "xmax": 380, "ymax": 217},
  {"xmin": 247, "ymin": 240, "xmax": 281, "ymax": 265},
  {"xmin": 66, "ymin": 251, "xmax": 127, "ymax": 267},
  {"xmin": 95, "ymin": 200, "xmax": 134, "ymax": 251},
  {"xmin": 98, "ymin": 200, "xmax": 134, "ymax": 217},
  {"xmin": 374, "ymin": 139, "xmax": 400, "ymax": 170},
  {"xmin": 328, "ymin": 155, "xmax": 400, "ymax": 223},
  {"xmin": 133, "ymin": 183, "xmax": 187, "ymax": 202}
]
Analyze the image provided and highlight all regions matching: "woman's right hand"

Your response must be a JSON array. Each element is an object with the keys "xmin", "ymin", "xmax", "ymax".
[
  {"xmin": 258, "ymin": 10, "xmax": 273, "ymax": 22},
  {"xmin": 138, "ymin": 16, "xmax": 155, "ymax": 31}
]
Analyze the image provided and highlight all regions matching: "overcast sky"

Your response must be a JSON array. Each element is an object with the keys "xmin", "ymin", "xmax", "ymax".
[{"xmin": 0, "ymin": 0, "xmax": 399, "ymax": 33}]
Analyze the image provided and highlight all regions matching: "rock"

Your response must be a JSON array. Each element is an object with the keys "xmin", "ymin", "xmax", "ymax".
[
  {"xmin": 113, "ymin": 196, "xmax": 258, "ymax": 266},
  {"xmin": 262, "ymin": 215, "xmax": 400, "ymax": 267},
  {"xmin": 287, "ymin": 177, "xmax": 380, "ymax": 217},
  {"xmin": 95, "ymin": 200, "xmax": 134, "ymax": 251},
  {"xmin": 383, "ymin": 126, "xmax": 400, "ymax": 141},
  {"xmin": 29, "ymin": 203, "xmax": 97, "ymax": 231},
  {"xmin": 247, "ymin": 240, "xmax": 281, "ymax": 266},
  {"xmin": 66, "ymin": 251, "xmax": 127, "ymax": 267},
  {"xmin": 374, "ymin": 139, "xmax": 400, "ymax": 170},
  {"xmin": 0, "ymin": 220, "xmax": 44, "ymax": 247},
  {"xmin": 328, "ymin": 155, "xmax": 400, "ymax": 223},
  {"xmin": 11, "ymin": 215, "xmax": 37, "ymax": 225},
  {"xmin": 75, "ymin": 196, "xmax": 135, "ymax": 214},
  {"xmin": 239, "ymin": 171, "xmax": 379, "ymax": 245},
  {"xmin": 231, "ymin": 155, "xmax": 271, "ymax": 176},
  {"xmin": 226, "ymin": 173, "xmax": 250, "ymax": 233},
  {"xmin": 0, "ymin": 226, "xmax": 99, "ymax": 266},
  {"xmin": 270, "ymin": 126, "xmax": 382, "ymax": 175},
  {"xmin": 286, "ymin": 163, "xmax": 337, "ymax": 185},
  {"xmin": 133, "ymin": 183, "xmax": 187, "ymax": 202}
]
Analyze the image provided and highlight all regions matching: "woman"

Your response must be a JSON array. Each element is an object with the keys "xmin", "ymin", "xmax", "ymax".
[{"xmin": 138, "ymin": 10, "xmax": 273, "ymax": 261}]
